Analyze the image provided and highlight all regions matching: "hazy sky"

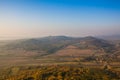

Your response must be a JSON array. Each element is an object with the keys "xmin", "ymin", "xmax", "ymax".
[{"xmin": 0, "ymin": 0, "xmax": 120, "ymax": 39}]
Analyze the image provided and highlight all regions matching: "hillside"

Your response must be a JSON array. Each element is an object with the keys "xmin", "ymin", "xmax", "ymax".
[
  {"xmin": 0, "ymin": 36, "xmax": 120, "ymax": 67},
  {"xmin": 0, "ymin": 65, "xmax": 120, "ymax": 80},
  {"xmin": 1, "ymin": 36, "xmax": 114, "ymax": 55}
]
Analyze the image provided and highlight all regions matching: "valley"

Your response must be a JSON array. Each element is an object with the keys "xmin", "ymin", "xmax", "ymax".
[
  {"xmin": 0, "ymin": 36, "xmax": 120, "ymax": 67},
  {"xmin": 0, "ymin": 36, "xmax": 120, "ymax": 79}
]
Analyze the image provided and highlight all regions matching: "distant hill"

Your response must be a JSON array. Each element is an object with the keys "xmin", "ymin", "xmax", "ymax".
[
  {"xmin": 98, "ymin": 35, "xmax": 120, "ymax": 40},
  {"xmin": 0, "ymin": 36, "xmax": 120, "ymax": 67},
  {"xmin": 1, "ymin": 36, "xmax": 114, "ymax": 56}
]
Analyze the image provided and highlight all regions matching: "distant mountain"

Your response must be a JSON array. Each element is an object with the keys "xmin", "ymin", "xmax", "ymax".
[
  {"xmin": 2, "ymin": 36, "xmax": 76, "ymax": 54},
  {"xmin": 2, "ymin": 36, "xmax": 114, "ymax": 56},
  {"xmin": 98, "ymin": 35, "xmax": 120, "ymax": 40}
]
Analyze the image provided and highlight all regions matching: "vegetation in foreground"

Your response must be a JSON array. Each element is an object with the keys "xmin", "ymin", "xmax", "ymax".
[
  {"xmin": 0, "ymin": 36, "xmax": 120, "ymax": 80},
  {"xmin": 0, "ymin": 65, "xmax": 120, "ymax": 80}
]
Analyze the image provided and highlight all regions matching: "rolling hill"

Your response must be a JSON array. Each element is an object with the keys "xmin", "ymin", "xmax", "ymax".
[
  {"xmin": 0, "ymin": 36, "xmax": 120, "ymax": 67},
  {"xmin": 1, "ymin": 36, "xmax": 114, "ymax": 55}
]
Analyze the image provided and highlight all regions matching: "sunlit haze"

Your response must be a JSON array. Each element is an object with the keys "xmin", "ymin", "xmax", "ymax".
[{"xmin": 0, "ymin": 0, "xmax": 120, "ymax": 40}]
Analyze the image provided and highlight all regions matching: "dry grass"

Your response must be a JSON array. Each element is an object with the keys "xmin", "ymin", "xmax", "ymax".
[{"xmin": 55, "ymin": 45, "xmax": 94, "ymax": 56}]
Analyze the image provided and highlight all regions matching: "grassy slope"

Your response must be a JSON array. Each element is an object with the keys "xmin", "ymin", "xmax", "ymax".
[{"xmin": 0, "ymin": 36, "xmax": 119, "ymax": 68}]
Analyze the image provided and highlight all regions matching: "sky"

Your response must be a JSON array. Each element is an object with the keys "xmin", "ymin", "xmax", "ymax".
[{"xmin": 0, "ymin": 0, "xmax": 120, "ymax": 40}]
